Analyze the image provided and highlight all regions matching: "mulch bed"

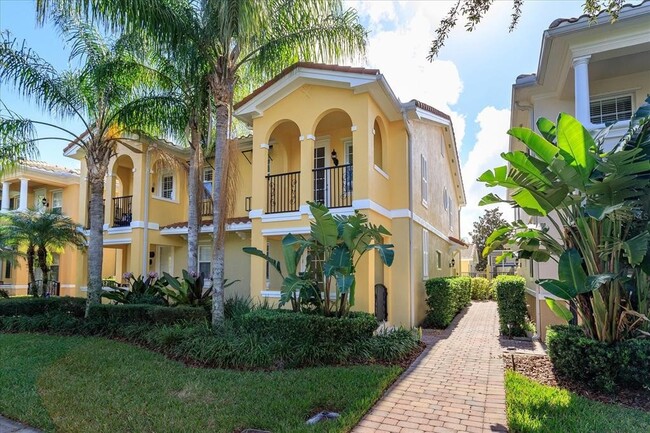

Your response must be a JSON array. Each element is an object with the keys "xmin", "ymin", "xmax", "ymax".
[{"xmin": 504, "ymin": 353, "xmax": 650, "ymax": 412}]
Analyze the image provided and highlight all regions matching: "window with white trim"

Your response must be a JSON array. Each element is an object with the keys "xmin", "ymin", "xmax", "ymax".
[
  {"xmin": 422, "ymin": 229, "xmax": 429, "ymax": 279},
  {"xmin": 52, "ymin": 191, "xmax": 63, "ymax": 214},
  {"xmin": 436, "ymin": 250, "xmax": 442, "ymax": 270},
  {"xmin": 203, "ymin": 168, "xmax": 213, "ymax": 199},
  {"xmin": 421, "ymin": 154, "xmax": 428, "ymax": 206},
  {"xmin": 590, "ymin": 94, "xmax": 632, "ymax": 125},
  {"xmin": 160, "ymin": 171, "xmax": 174, "ymax": 200},
  {"xmin": 198, "ymin": 245, "xmax": 211, "ymax": 277}
]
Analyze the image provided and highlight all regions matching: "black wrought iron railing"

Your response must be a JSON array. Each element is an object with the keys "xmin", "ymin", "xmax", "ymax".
[
  {"xmin": 112, "ymin": 195, "xmax": 133, "ymax": 227},
  {"xmin": 266, "ymin": 171, "xmax": 300, "ymax": 214},
  {"xmin": 313, "ymin": 164, "xmax": 352, "ymax": 209}
]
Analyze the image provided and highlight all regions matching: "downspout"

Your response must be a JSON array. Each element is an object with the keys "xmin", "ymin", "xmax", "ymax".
[
  {"xmin": 141, "ymin": 145, "xmax": 152, "ymax": 276},
  {"xmin": 402, "ymin": 109, "xmax": 415, "ymax": 328}
]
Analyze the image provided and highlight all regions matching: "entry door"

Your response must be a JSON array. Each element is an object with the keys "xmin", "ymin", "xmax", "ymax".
[
  {"xmin": 314, "ymin": 138, "xmax": 331, "ymax": 205},
  {"xmin": 313, "ymin": 145, "xmax": 327, "ymax": 205}
]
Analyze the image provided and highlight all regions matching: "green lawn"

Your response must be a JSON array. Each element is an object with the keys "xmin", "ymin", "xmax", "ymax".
[
  {"xmin": 506, "ymin": 371, "xmax": 650, "ymax": 433},
  {"xmin": 0, "ymin": 333, "xmax": 401, "ymax": 433}
]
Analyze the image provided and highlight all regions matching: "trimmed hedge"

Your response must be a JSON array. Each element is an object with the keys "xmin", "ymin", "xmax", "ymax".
[
  {"xmin": 547, "ymin": 325, "xmax": 650, "ymax": 393},
  {"xmin": 0, "ymin": 296, "xmax": 86, "ymax": 317},
  {"xmin": 493, "ymin": 275, "xmax": 528, "ymax": 337},
  {"xmin": 88, "ymin": 304, "xmax": 209, "ymax": 325},
  {"xmin": 239, "ymin": 309, "xmax": 378, "ymax": 345},
  {"xmin": 471, "ymin": 277, "xmax": 492, "ymax": 301},
  {"xmin": 423, "ymin": 277, "xmax": 471, "ymax": 328}
]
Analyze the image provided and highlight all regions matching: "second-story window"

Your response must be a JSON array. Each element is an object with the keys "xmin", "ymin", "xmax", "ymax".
[
  {"xmin": 161, "ymin": 171, "xmax": 174, "ymax": 200},
  {"xmin": 590, "ymin": 94, "xmax": 632, "ymax": 125},
  {"xmin": 421, "ymin": 154, "xmax": 428, "ymax": 207},
  {"xmin": 52, "ymin": 191, "xmax": 63, "ymax": 214},
  {"xmin": 203, "ymin": 168, "xmax": 213, "ymax": 198}
]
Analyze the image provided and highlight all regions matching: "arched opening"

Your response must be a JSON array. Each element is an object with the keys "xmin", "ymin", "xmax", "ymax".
[
  {"xmin": 266, "ymin": 120, "xmax": 301, "ymax": 213},
  {"xmin": 313, "ymin": 110, "xmax": 353, "ymax": 208},
  {"xmin": 373, "ymin": 118, "xmax": 385, "ymax": 170},
  {"xmin": 111, "ymin": 155, "xmax": 134, "ymax": 227}
]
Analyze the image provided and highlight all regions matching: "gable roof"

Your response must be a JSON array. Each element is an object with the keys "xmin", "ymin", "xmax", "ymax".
[{"xmin": 548, "ymin": 0, "xmax": 649, "ymax": 29}]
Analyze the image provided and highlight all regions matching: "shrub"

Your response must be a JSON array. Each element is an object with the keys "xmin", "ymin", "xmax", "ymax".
[
  {"xmin": 547, "ymin": 325, "xmax": 650, "ymax": 392},
  {"xmin": 239, "ymin": 309, "xmax": 378, "ymax": 345},
  {"xmin": 0, "ymin": 296, "xmax": 86, "ymax": 317},
  {"xmin": 471, "ymin": 277, "xmax": 492, "ymax": 301},
  {"xmin": 88, "ymin": 304, "xmax": 209, "ymax": 325},
  {"xmin": 423, "ymin": 277, "xmax": 471, "ymax": 328},
  {"xmin": 493, "ymin": 275, "xmax": 528, "ymax": 337},
  {"xmin": 224, "ymin": 295, "xmax": 253, "ymax": 321}
]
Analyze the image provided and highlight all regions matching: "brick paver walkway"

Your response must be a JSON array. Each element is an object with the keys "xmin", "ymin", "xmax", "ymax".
[{"xmin": 354, "ymin": 302, "xmax": 507, "ymax": 433}]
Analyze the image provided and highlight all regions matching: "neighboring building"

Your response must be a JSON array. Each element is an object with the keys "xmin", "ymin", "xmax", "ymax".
[
  {"xmin": 460, "ymin": 244, "xmax": 478, "ymax": 276},
  {"xmin": 6, "ymin": 62, "xmax": 465, "ymax": 327},
  {"xmin": 0, "ymin": 161, "xmax": 82, "ymax": 295},
  {"xmin": 510, "ymin": 1, "xmax": 650, "ymax": 340}
]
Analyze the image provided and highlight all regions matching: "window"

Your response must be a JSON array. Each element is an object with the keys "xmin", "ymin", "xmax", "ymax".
[
  {"xmin": 4, "ymin": 260, "xmax": 11, "ymax": 279},
  {"xmin": 198, "ymin": 245, "xmax": 211, "ymax": 277},
  {"xmin": 50, "ymin": 254, "xmax": 60, "ymax": 282},
  {"xmin": 448, "ymin": 196, "xmax": 453, "ymax": 228},
  {"xmin": 422, "ymin": 229, "xmax": 429, "ymax": 279},
  {"xmin": 203, "ymin": 168, "xmax": 213, "ymax": 199},
  {"xmin": 421, "ymin": 155, "xmax": 428, "ymax": 206},
  {"xmin": 160, "ymin": 171, "xmax": 174, "ymax": 200},
  {"xmin": 443, "ymin": 188, "xmax": 448, "ymax": 210},
  {"xmin": 373, "ymin": 120, "xmax": 383, "ymax": 169},
  {"xmin": 52, "ymin": 191, "xmax": 63, "ymax": 214},
  {"xmin": 344, "ymin": 139, "xmax": 353, "ymax": 194},
  {"xmin": 436, "ymin": 251, "xmax": 442, "ymax": 270},
  {"xmin": 590, "ymin": 95, "xmax": 632, "ymax": 125}
]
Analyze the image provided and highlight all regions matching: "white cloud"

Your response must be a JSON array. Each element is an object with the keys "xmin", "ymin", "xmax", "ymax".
[
  {"xmin": 349, "ymin": 2, "xmax": 467, "ymax": 150},
  {"xmin": 460, "ymin": 106, "xmax": 513, "ymax": 238}
]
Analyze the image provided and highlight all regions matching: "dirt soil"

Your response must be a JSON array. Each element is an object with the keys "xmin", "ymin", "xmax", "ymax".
[{"xmin": 503, "ymin": 353, "xmax": 650, "ymax": 412}]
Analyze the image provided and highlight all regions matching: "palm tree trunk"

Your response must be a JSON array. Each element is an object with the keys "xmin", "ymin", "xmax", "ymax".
[
  {"xmin": 187, "ymin": 121, "xmax": 201, "ymax": 275},
  {"xmin": 27, "ymin": 244, "xmax": 36, "ymax": 296},
  {"xmin": 37, "ymin": 244, "xmax": 49, "ymax": 295},
  {"xmin": 85, "ymin": 162, "xmax": 107, "ymax": 317},
  {"xmin": 210, "ymin": 80, "xmax": 234, "ymax": 327}
]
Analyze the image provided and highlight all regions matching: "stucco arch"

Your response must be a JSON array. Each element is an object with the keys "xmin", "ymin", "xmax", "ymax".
[
  {"xmin": 267, "ymin": 120, "xmax": 301, "ymax": 174},
  {"xmin": 373, "ymin": 116, "xmax": 388, "ymax": 170},
  {"xmin": 310, "ymin": 108, "xmax": 354, "ymax": 136},
  {"xmin": 110, "ymin": 155, "xmax": 134, "ymax": 197}
]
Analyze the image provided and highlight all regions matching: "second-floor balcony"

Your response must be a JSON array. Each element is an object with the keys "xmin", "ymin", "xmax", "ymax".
[
  {"xmin": 266, "ymin": 164, "xmax": 352, "ymax": 214},
  {"xmin": 112, "ymin": 195, "xmax": 132, "ymax": 227}
]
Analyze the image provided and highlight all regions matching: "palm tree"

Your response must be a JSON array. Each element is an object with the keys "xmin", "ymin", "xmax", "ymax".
[
  {"xmin": 0, "ymin": 210, "xmax": 86, "ymax": 296},
  {"xmin": 0, "ymin": 13, "xmax": 159, "ymax": 312},
  {"xmin": 36, "ymin": 0, "xmax": 367, "ymax": 325}
]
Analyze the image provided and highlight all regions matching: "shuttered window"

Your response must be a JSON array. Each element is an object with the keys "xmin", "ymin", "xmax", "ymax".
[
  {"xmin": 421, "ymin": 155, "xmax": 428, "ymax": 206},
  {"xmin": 590, "ymin": 95, "xmax": 632, "ymax": 124}
]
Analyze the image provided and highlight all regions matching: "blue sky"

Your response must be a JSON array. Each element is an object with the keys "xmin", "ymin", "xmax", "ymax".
[{"xmin": 1, "ymin": 0, "xmax": 589, "ymax": 236}]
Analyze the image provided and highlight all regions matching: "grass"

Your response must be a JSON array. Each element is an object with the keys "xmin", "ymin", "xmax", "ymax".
[
  {"xmin": 0, "ymin": 333, "xmax": 401, "ymax": 433},
  {"xmin": 505, "ymin": 371, "xmax": 650, "ymax": 433}
]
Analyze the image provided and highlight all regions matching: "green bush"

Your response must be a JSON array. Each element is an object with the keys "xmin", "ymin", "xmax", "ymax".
[
  {"xmin": 471, "ymin": 277, "xmax": 492, "ymax": 301},
  {"xmin": 239, "ymin": 309, "xmax": 378, "ymax": 345},
  {"xmin": 547, "ymin": 325, "xmax": 650, "ymax": 393},
  {"xmin": 88, "ymin": 304, "xmax": 209, "ymax": 325},
  {"xmin": 0, "ymin": 296, "xmax": 86, "ymax": 317},
  {"xmin": 423, "ymin": 277, "xmax": 471, "ymax": 328},
  {"xmin": 493, "ymin": 275, "xmax": 528, "ymax": 337}
]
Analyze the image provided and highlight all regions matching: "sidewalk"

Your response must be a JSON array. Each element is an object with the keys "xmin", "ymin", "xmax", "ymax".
[
  {"xmin": 0, "ymin": 416, "xmax": 42, "ymax": 433},
  {"xmin": 353, "ymin": 302, "xmax": 508, "ymax": 433}
]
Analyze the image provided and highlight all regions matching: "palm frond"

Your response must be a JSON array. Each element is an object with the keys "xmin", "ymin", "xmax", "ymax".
[{"xmin": 0, "ymin": 115, "xmax": 40, "ymax": 174}]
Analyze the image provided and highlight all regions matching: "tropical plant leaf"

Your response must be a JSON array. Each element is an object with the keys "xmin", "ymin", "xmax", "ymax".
[
  {"xmin": 545, "ymin": 298, "xmax": 573, "ymax": 322},
  {"xmin": 282, "ymin": 234, "xmax": 310, "ymax": 276},
  {"xmin": 622, "ymin": 232, "xmax": 650, "ymax": 266},
  {"xmin": 501, "ymin": 151, "xmax": 553, "ymax": 187},
  {"xmin": 478, "ymin": 166, "xmax": 520, "ymax": 189},
  {"xmin": 536, "ymin": 117, "xmax": 557, "ymax": 144},
  {"xmin": 585, "ymin": 274, "xmax": 616, "ymax": 291},
  {"xmin": 558, "ymin": 249, "xmax": 587, "ymax": 294},
  {"xmin": 367, "ymin": 244, "xmax": 395, "ymax": 266},
  {"xmin": 556, "ymin": 113, "xmax": 596, "ymax": 181},
  {"xmin": 508, "ymin": 126, "xmax": 558, "ymax": 164},
  {"xmin": 308, "ymin": 201, "xmax": 338, "ymax": 247},
  {"xmin": 243, "ymin": 247, "xmax": 282, "ymax": 276},
  {"xmin": 479, "ymin": 192, "xmax": 507, "ymax": 206},
  {"xmin": 537, "ymin": 279, "xmax": 575, "ymax": 300}
]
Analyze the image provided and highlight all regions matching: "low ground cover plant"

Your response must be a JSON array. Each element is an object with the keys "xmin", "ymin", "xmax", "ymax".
[
  {"xmin": 0, "ymin": 296, "xmax": 420, "ymax": 369},
  {"xmin": 493, "ymin": 275, "xmax": 528, "ymax": 337},
  {"xmin": 423, "ymin": 277, "xmax": 471, "ymax": 328}
]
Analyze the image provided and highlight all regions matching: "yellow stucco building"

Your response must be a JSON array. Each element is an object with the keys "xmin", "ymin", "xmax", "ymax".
[{"xmin": 1, "ymin": 63, "xmax": 466, "ymax": 327}]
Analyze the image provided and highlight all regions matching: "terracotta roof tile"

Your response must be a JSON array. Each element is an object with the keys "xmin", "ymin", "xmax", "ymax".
[
  {"xmin": 410, "ymin": 99, "xmax": 452, "ymax": 121},
  {"xmin": 548, "ymin": 0, "xmax": 648, "ymax": 28},
  {"xmin": 20, "ymin": 160, "xmax": 80, "ymax": 176},
  {"xmin": 449, "ymin": 236, "xmax": 468, "ymax": 247},
  {"xmin": 234, "ymin": 62, "xmax": 380, "ymax": 110}
]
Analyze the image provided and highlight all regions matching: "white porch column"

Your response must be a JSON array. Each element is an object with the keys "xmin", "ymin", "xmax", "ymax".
[
  {"xmin": 572, "ymin": 55, "xmax": 592, "ymax": 125},
  {"xmin": 1, "ymin": 181, "xmax": 10, "ymax": 211},
  {"xmin": 18, "ymin": 178, "xmax": 29, "ymax": 210}
]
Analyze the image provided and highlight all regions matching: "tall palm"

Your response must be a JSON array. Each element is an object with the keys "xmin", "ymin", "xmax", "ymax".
[
  {"xmin": 0, "ymin": 13, "xmax": 157, "ymax": 312},
  {"xmin": 0, "ymin": 210, "xmax": 86, "ymax": 295},
  {"xmin": 37, "ymin": 0, "xmax": 367, "ymax": 325}
]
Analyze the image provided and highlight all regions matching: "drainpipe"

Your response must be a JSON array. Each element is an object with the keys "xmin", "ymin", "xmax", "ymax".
[
  {"xmin": 141, "ymin": 145, "xmax": 152, "ymax": 276},
  {"xmin": 402, "ymin": 110, "xmax": 415, "ymax": 328}
]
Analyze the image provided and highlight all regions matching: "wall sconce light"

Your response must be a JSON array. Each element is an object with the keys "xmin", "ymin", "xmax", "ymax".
[
  {"xmin": 41, "ymin": 197, "xmax": 49, "ymax": 208},
  {"xmin": 449, "ymin": 258, "xmax": 455, "ymax": 268},
  {"xmin": 331, "ymin": 150, "xmax": 339, "ymax": 166}
]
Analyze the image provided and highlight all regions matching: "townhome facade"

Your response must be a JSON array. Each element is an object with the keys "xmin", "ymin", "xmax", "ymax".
[
  {"xmin": 4, "ymin": 62, "xmax": 465, "ymax": 327},
  {"xmin": 510, "ymin": 1, "xmax": 650, "ymax": 340},
  {"xmin": 0, "ymin": 161, "xmax": 82, "ymax": 295}
]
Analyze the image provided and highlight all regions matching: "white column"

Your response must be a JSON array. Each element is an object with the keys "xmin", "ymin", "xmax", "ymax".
[
  {"xmin": 18, "ymin": 178, "xmax": 29, "ymax": 210},
  {"xmin": 1, "ymin": 181, "xmax": 10, "ymax": 211},
  {"xmin": 573, "ymin": 55, "xmax": 592, "ymax": 125}
]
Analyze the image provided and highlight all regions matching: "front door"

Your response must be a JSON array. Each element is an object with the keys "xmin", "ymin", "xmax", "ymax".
[{"xmin": 313, "ymin": 145, "xmax": 327, "ymax": 205}]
